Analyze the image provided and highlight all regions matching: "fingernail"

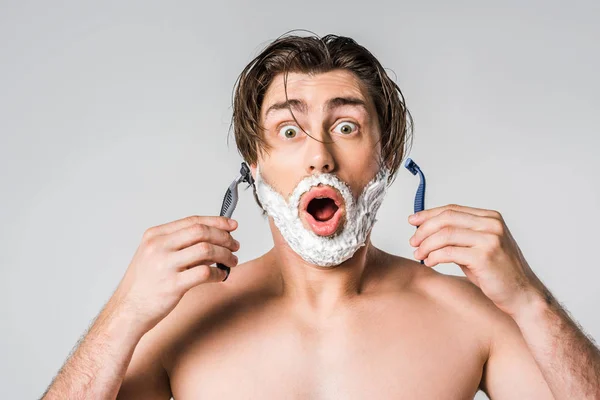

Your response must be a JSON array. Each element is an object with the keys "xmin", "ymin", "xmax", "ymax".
[
  {"xmin": 229, "ymin": 219, "xmax": 237, "ymax": 227},
  {"xmin": 408, "ymin": 213, "xmax": 417, "ymax": 222}
]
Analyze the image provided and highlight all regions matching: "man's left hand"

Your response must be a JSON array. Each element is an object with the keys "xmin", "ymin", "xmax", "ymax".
[{"xmin": 408, "ymin": 204, "xmax": 546, "ymax": 317}]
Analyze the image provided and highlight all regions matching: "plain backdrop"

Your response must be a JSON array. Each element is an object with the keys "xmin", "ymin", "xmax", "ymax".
[{"xmin": 1, "ymin": 0, "xmax": 598, "ymax": 398}]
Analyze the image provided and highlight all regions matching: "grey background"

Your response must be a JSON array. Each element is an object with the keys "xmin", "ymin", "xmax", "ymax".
[{"xmin": 1, "ymin": 1, "xmax": 598, "ymax": 398}]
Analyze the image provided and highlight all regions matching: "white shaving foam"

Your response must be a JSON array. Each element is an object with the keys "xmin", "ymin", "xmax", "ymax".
[{"xmin": 254, "ymin": 165, "xmax": 390, "ymax": 267}]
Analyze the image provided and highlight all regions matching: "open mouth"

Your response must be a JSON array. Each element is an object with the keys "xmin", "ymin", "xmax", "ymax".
[
  {"xmin": 307, "ymin": 197, "xmax": 339, "ymax": 221},
  {"xmin": 300, "ymin": 185, "xmax": 345, "ymax": 236}
]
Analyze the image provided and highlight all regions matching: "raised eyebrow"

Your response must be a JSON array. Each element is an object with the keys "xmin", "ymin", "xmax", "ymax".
[
  {"xmin": 264, "ymin": 99, "xmax": 308, "ymax": 121},
  {"xmin": 325, "ymin": 96, "xmax": 368, "ymax": 112},
  {"xmin": 263, "ymin": 96, "xmax": 368, "ymax": 122}
]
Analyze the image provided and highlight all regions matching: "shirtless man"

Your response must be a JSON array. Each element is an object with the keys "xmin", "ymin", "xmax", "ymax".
[{"xmin": 42, "ymin": 33, "xmax": 600, "ymax": 399}]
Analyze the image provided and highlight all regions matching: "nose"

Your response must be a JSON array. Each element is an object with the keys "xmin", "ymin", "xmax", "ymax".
[{"xmin": 304, "ymin": 133, "xmax": 336, "ymax": 175}]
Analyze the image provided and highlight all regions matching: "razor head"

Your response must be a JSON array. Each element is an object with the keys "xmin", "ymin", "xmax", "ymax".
[
  {"xmin": 404, "ymin": 158, "xmax": 420, "ymax": 175},
  {"xmin": 240, "ymin": 162, "xmax": 255, "ymax": 187}
]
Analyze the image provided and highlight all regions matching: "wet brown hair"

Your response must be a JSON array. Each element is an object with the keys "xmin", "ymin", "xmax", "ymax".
[{"xmin": 228, "ymin": 30, "xmax": 414, "ymax": 208}]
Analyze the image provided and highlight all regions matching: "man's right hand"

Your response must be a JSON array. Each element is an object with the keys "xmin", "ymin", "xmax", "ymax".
[{"xmin": 111, "ymin": 215, "xmax": 240, "ymax": 334}]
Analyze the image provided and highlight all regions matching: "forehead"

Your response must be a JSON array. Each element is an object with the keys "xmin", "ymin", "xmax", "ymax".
[{"xmin": 261, "ymin": 69, "xmax": 373, "ymax": 115}]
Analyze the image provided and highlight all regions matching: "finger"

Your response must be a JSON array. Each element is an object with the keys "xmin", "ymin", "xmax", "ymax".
[
  {"xmin": 459, "ymin": 265, "xmax": 479, "ymax": 286},
  {"xmin": 422, "ymin": 245, "xmax": 474, "ymax": 268},
  {"xmin": 410, "ymin": 210, "xmax": 492, "ymax": 247},
  {"xmin": 414, "ymin": 227, "xmax": 486, "ymax": 261},
  {"xmin": 408, "ymin": 204, "xmax": 501, "ymax": 226},
  {"xmin": 177, "ymin": 265, "xmax": 228, "ymax": 291},
  {"xmin": 144, "ymin": 215, "xmax": 237, "ymax": 239},
  {"xmin": 170, "ymin": 241, "xmax": 239, "ymax": 271},
  {"xmin": 164, "ymin": 223, "xmax": 240, "ymax": 252}
]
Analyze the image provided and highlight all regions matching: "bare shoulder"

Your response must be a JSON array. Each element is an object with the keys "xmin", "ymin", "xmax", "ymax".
[{"xmin": 380, "ymin": 250, "xmax": 518, "ymax": 342}]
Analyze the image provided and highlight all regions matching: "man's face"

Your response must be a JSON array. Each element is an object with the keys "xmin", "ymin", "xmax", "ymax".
[{"xmin": 251, "ymin": 69, "xmax": 383, "ymax": 235}]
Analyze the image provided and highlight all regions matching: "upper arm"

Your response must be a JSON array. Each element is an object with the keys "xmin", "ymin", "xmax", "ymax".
[
  {"xmin": 423, "ymin": 272, "xmax": 554, "ymax": 399},
  {"xmin": 480, "ymin": 311, "xmax": 554, "ymax": 399},
  {"xmin": 116, "ymin": 326, "xmax": 172, "ymax": 400}
]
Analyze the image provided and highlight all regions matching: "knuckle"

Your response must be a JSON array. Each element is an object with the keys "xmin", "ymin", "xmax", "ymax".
[
  {"xmin": 215, "ymin": 227, "xmax": 227, "ymax": 240},
  {"xmin": 442, "ymin": 226, "xmax": 454, "ymax": 240},
  {"xmin": 490, "ymin": 209, "xmax": 503, "ymax": 219},
  {"xmin": 143, "ymin": 235, "xmax": 160, "ymax": 254},
  {"xmin": 197, "ymin": 265, "xmax": 212, "ymax": 281},
  {"xmin": 142, "ymin": 227, "xmax": 158, "ymax": 241},
  {"xmin": 185, "ymin": 215, "xmax": 202, "ymax": 225},
  {"xmin": 441, "ymin": 209, "xmax": 455, "ymax": 217},
  {"xmin": 489, "ymin": 218, "xmax": 505, "ymax": 235},
  {"xmin": 197, "ymin": 242, "xmax": 213, "ymax": 257},
  {"xmin": 189, "ymin": 223, "xmax": 208, "ymax": 238}
]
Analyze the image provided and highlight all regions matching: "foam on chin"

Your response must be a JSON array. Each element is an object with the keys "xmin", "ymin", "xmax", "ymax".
[{"xmin": 254, "ymin": 164, "xmax": 390, "ymax": 267}]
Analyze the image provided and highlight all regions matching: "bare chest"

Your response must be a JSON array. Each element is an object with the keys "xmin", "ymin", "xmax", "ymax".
[{"xmin": 165, "ymin": 298, "xmax": 486, "ymax": 399}]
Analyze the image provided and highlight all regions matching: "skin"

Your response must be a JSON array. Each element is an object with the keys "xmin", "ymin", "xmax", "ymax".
[{"xmin": 42, "ymin": 69, "xmax": 600, "ymax": 399}]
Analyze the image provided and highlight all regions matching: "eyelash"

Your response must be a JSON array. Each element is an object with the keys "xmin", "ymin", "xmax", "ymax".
[{"xmin": 277, "ymin": 120, "xmax": 360, "ymax": 139}]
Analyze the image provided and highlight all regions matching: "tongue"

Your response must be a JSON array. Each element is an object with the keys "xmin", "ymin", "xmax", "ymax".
[{"xmin": 308, "ymin": 198, "xmax": 338, "ymax": 221}]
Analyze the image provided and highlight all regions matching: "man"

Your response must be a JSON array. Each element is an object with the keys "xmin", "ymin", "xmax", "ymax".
[{"xmin": 42, "ymin": 33, "xmax": 600, "ymax": 399}]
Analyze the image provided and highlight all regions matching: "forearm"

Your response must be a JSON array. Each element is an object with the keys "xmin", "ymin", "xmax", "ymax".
[
  {"xmin": 512, "ymin": 287, "xmax": 600, "ymax": 399},
  {"xmin": 41, "ymin": 298, "xmax": 147, "ymax": 400}
]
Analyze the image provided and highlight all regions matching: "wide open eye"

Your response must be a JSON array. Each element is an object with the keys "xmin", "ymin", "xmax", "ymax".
[
  {"xmin": 278, "ymin": 125, "xmax": 299, "ymax": 139},
  {"xmin": 333, "ymin": 121, "xmax": 358, "ymax": 135}
]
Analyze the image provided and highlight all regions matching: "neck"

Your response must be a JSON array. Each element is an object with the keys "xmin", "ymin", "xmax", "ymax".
[{"xmin": 266, "ymin": 218, "xmax": 382, "ymax": 320}]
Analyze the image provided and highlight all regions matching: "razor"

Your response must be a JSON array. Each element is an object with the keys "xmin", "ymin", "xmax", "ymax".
[
  {"xmin": 215, "ymin": 162, "xmax": 255, "ymax": 281},
  {"xmin": 404, "ymin": 158, "xmax": 426, "ymax": 265}
]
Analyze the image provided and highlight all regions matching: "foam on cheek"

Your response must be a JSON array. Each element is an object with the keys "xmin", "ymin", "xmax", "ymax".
[{"xmin": 255, "ymin": 164, "xmax": 390, "ymax": 267}]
